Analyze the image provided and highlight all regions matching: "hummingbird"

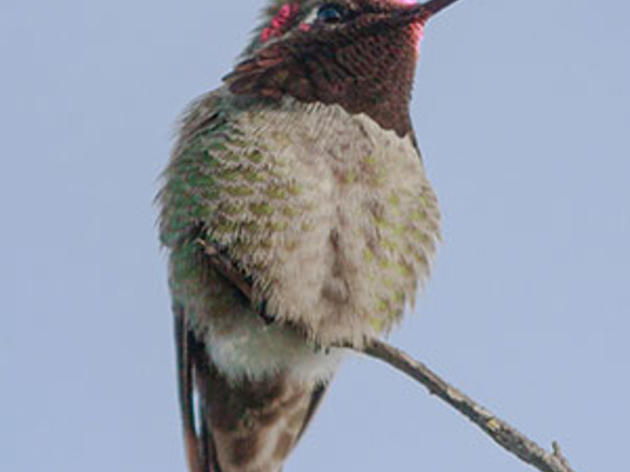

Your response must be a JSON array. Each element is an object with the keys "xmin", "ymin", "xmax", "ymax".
[{"xmin": 158, "ymin": 1, "xmax": 459, "ymax": 471}]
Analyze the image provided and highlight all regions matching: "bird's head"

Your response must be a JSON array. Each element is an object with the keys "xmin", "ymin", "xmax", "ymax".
[{"xmin": 225, "ymin": 0, "xmax": 461, "ymax": 136}]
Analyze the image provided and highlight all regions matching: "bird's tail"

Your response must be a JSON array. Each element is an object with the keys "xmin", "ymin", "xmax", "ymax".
[{"xmin": 176, "ymin": 311, "xmax": 329, "ymax": 472}]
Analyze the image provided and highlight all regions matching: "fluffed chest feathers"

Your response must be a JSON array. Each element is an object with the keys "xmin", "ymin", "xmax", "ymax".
[{"xmin": 207, "ymin": 97, "xmax": 441, "ymax": 348}]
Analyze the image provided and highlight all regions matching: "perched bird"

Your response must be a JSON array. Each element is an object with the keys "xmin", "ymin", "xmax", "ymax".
[{"xmin": 158, "ymin": 1, "xmax": 459, "ymax": 470}]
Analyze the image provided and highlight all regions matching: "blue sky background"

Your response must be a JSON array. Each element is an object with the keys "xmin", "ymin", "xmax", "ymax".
[{"xmin": 1, "ymin": 1, "xmax": 628, "ymax": 471}]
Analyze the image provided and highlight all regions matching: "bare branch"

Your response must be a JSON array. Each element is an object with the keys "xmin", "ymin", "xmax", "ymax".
[
  {"xmin": 198, "ymin": 239, "xmax": 578, "ymax": 472},
  {"xmin": 358, "ymin": 339, "xmax": 576, "ymax": 472}
]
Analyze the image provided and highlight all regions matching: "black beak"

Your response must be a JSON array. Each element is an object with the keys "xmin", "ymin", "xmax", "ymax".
[
  {"xmin": 422, "ymin": 0, "xmax": 462, "ymax": 18},
  {"xmin": 403, "ymin": 0, "xmax": 461, "ymax": 23}
]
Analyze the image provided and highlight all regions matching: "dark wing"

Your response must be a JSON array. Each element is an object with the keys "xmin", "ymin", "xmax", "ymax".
[
  {"xmin": 173, "ymin": 301, "xmax": 206, "ymax": 472},
  {"xmin": 174, "ymin": 301, "xmax": 223, "ymax": 472}
]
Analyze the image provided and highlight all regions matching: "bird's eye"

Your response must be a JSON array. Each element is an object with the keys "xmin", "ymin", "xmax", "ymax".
[{"xmin": 316, "ymin": 4, "xmax": 345, "ymax": 23}]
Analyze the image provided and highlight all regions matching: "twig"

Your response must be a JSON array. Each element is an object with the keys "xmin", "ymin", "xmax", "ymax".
[
  {"xmin": 198, "ymin": 239, "xmax": 577, "ymax": 472},
  {"xmin": 359, "ymin": 339, "xmax": 576, "ymax": 472}
]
